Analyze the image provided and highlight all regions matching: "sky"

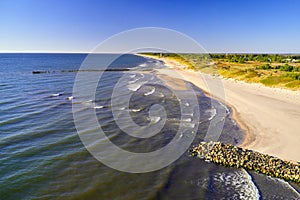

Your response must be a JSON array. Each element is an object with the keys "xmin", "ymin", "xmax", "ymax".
[{"xmin": 1, "ymin": 0, "xmax": 300, "ymax": 53}]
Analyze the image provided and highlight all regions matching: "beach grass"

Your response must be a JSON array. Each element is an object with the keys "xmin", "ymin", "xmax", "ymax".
[{"xmin": 142, "ymin": 53, "xmax": 300, "ymax": 90}]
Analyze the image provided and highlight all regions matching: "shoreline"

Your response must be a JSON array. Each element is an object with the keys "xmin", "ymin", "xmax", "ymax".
[
  {"xmin": 140, "ymin": 54, "xmax": 300, "ymax": 162},
  {"xmin": 141, "ymin": 54, "xmax": 252, "ymax": 145},
  {"xmin": 226, "ymin": 101, "xmax": 255, "ymax": 147}
]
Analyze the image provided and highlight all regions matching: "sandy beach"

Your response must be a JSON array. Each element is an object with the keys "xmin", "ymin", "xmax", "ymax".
[{"xmin": 145, "ymin": 55, "xmax": 300, "ymax": 162}]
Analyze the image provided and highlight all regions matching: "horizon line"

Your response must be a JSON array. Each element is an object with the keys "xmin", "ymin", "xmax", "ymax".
[{"xmin": 1, "ymin": 51, "xmax": 300, "ymax": 54}]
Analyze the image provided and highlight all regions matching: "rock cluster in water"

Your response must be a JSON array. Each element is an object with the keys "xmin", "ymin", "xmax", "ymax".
[{"xmin": 190, "ymin": 142, "xmax": 300, "ymax": 183}]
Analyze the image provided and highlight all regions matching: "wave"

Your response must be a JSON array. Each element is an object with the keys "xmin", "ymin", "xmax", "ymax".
[
  {"xmin": 128, "ymin": 78, "xmax": 139, "ymax": 84},
  {"xmin": 129, "ymin": 74, "xmax": 136, "ymax": 78},
  {"xmin": 138, "ymin": 63, "xmax": 147, "ymax": 67},
  {"xmin": 231, "ymin": 118, "xmax": 237, "ymax": 125},
  {"xmin": 219, "ymin": 101, "xmax": 230, "ymax": 115},
  {"xmin": 128, "ymin": 80, "xmax": 137, "ymax": 84},
  {"xmin": 72, "ymin": 99, "xmax": 93, "ymax": 104},
  {"xmin": 182, "ymin": 118, "xmax": 192, "ymax": 122},
  {"xmin": 0, "ymin": 102, "xmax": 68, "ymax": 127},
  {"xmin": 66, "ymin": 96, "xmax": 73, "ymax": 100},
  {"xmin": 151, "ymin": 116, "xmax": 161, "ymax": 124},
  {"xmin": 94, "ymin": 105, "xmax": 104, "ymax": 109},
  {"xmin": 131, "ymin": 108, "xmax": 141, "ymax": 112},
  {"xmin": 0, "ymin": 115, "xmax": 25, "ymax": 126},
  {"xmin": 206, "ymin": 108, "xmax": 217, "ymax": 121},
  {"xmin": 212, "ymin": 169, "xmax": 260, "ymax": 200},
  {"xmin": 127, "ymin": 83, "xmax": 143, "ymax": 91},
  {"xmin": 182, "ymin": 123, "xmax": 195, "ymax": 129},
  {"xmin": 183, "ymin": 112, "xmax": 194, "ymax": 117},
  {"xmin": 0, "ymin": 100, "xmax": 39, "ymax": 112},
  {"xmin": 244, "ymin": 170, "xmax": 261, "ymax": 200},
  {"xmin": 144, "ymin": 87, "xmax": 155, "ymax": 96},
  {"xmin": 127, "ymin": 73, "xmax": 147, "ymax": 86},
  {"xmin": 50, "ymin": 93, "xmax": 62, "ymax": 97}
]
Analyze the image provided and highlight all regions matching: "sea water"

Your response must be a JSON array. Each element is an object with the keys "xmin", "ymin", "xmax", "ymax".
[{"xmin": 0, "ymin": 53, "xmax": 299, "ymax": 199}]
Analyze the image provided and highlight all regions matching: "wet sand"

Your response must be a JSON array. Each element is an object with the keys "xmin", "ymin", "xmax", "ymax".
[{"xmin": 143, "ymin": 55, "xmax": 300, "ymax": 162}]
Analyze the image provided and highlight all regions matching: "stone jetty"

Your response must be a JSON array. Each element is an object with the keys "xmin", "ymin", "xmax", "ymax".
[
  {"xmin": 32, "ymin": 68, "xmax": 130, "ymax": 74},
  {"xmin": 190, "ymin": 142, "xmax": 300, "ymax": 183}
]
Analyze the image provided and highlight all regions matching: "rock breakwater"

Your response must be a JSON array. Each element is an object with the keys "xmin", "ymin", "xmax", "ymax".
[{"xmin": 190, "ymin": 142, "xmax": 300, "ymax": 183}]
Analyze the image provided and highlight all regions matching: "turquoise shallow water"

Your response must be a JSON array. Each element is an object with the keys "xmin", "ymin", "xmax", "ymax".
[{"xmin": 0, "ymin": 53, "xmax": 299, "ymax": 199}]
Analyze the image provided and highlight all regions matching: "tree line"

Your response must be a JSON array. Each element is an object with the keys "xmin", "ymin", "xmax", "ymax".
[{"xmin": 210, "ymin": 54, "xmax": 300, "ymax": 63}]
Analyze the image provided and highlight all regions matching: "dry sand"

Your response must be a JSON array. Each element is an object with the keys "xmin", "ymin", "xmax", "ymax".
[{"xmin": 143, "ymin": 55, "xmax": 300, "ymax": 162}]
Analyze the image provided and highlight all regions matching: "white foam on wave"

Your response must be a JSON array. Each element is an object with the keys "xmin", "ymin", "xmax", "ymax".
[
  {"xmin": 243, "ymin": 170, "xmax": 261, "ymax": 200},
  {"xmin": 50, "ymin": 93, "xmax": 61, "ymax": 97},
  {"xmin": 231, "ymin": 118, "xmax": 237, "ymax": 125},
  {"xmin": 182, "ymin": 118, "xmax": 192, "ymax": 122},
  {"xmin": 138, "ymin": 63, "xmax": 147, "ymax": 67},
  {"xmin": 129, "ymin": 74, "xmax": 136, "ymax": 78},
  {"xmin": 131, "ymin": 108, "xmax": 141, "ymax": 112},
  {"xmin": 128, "ymin": 73, "xmax": 145, "ymax": 84},
  {"xmin": 206, "ymin": 108, "xmax": 217, "ymax": 121},
  {"xmin": 219, "ymin": 101, "xmax": 230, "ymax": 115},
  {"xmin": 182, "ymin": 113, "xmax": 194, "ymax": 118},
  {"xmin": 128, "ymin": 83, "xmax": 143, "ymax": 91},
  {"xmin": 183, "ymin": 123, "xmax": 195, "ymax": 129},
  {"xmin": 144, "ymin": 87, "xmax": 155, "ymax": 96},
  {"xmin": 72, "ymin": 99, "xmax": 93, "ymax": 105},
  {"xmin": 115, "ymin": 107, "xmax": 141, "ymax": 112},
  {"xmin": 94, "ymin": 105, "xmax": 104, "ymax": 109},
  {"xmin": 166, "ymin": 118, "xmax": 179, "ymax": 122},
  {"xmin": 151, "ymin": 116, "xmax": 161, "ymax": 124},
  {"xmin": 66, "ymin": 96, "xmax": 73, "ymax": 100},
  {"xmin": 128, "ymin": 78, "xmax": 139, "ymax": 84},
  {"xmin": 212, "ymin": 169, "xmax": 260, "ymax": 200}
]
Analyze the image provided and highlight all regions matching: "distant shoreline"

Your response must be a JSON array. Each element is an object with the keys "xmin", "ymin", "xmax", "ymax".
[{"xmin": 139, "ymin": 53, "xmax": 300, "ymax": 163}]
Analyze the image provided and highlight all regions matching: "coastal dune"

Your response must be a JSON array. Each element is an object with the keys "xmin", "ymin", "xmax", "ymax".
[{"xmin": 154, "ymin": 57, "xmax": 300, "ymax": 162}]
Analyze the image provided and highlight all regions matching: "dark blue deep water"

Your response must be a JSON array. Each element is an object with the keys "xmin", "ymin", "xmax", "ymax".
[{"xmin": 0, "ymin": 54, "xmax": 299, "ymax": 199}]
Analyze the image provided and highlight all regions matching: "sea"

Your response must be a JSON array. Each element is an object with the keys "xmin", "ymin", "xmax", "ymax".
[{"xmin": 0, "ymin": 53, "xmax": 299, "ymax": 199}]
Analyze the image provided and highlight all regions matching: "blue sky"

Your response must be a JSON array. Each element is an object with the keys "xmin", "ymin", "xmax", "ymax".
[{"xmin": 1, "ymin": 0, "xmax": 300, "ymax": 53}]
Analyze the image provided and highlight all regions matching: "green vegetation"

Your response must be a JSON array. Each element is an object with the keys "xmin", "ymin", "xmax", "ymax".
[
  {"xmin": 256, "ymin": 63, "xmax": 300, "ymax": 72},
  {"xmin": 210, "ymin": 54, "xmax": 300, "ymax": 63},
  {"xmin": 142, "ymin": 53, "xmax": 218, "ymax": 74},
  {"xmin": 260, "ymin": 75, "xmax": 294, "ymax": 86},
  {"xmin": 215, "ymin": 55, "xmax": 300, "ymax": 90},
  {"xmin": 141, "ymin": 53, "xmax": 300, "ymax": 90}
]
